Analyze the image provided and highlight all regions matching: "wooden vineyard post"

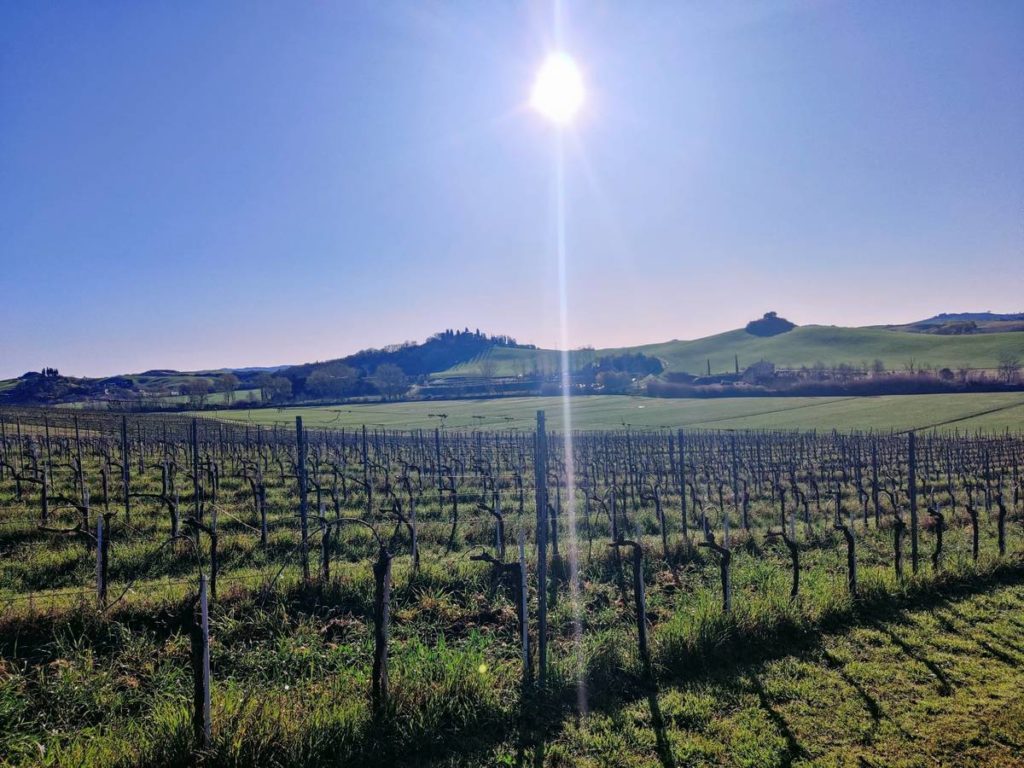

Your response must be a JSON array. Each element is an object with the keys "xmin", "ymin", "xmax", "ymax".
[
  {"xmin": 296, "ymin": 416, "xmax": 310, "ymax": 583},
  {"xmin": 518, "ymin": 530, "xmax": 531, "ymax": 691},
  {"xmin": 997, "ymin": 495, "xmax": 1007, "ymax": 557},
  {"xmin": 321, "ymin": 517, "xmax": 331, "ymax": 583},
  {"xmin": 871, "ymin": 440, "xmax": 880, "ymax": 527},
  {"xmin": 631, "ymin": 541, "xmax": 650, "ymax": 676},
  {"xmin": 362, "ymin": 426, "xmax": 372, "ymax": 517},
  {"xmin": 494, "ymin": 492, "xmax": 506, "ymax": 561},
  {"xmin": 928, "ymin": 506, "xmax": 944, "ymax": 571},
  {"xmin": 534, "ymin": 411, "xmax": 549, "ymax": 687},
  {"xmin": 121, "ymin": 415, "xmax": 131, "ymax": 525},
  {"xmin": 408, "ymin": 493, "xmax": 420, "ymax": 574},
  {"xmin": 908, "ymin": 431, "xmax": 918, "ymax": 574},
  {"xmin": 40, "ymin": 466, "xmax": 49, "ymax": 524},
  {"xmin": 191, "ymin": 574, "xmax": 212, "ymax": 748},
  {"xmin": 731, "ymin": 434, "xmax": 743, "ymax": 530},
  {"xmin": 678, "ymin": 429, "xmax": 688, "ymax": 544},
  {"xmin": 209, "ymin": 511, "xmax": 219, "ymax": 600},
  {"xmin": 96, "ymin": 514, "xmax": 107, "ymax": 606},
  {"xmin": 259, "ymin": 482, "xmax": 268, "ymax": 549},
  {"xmin": 192, "ymin": 419, "xmax": 201, "ymax": 527},
  {"xmin": 372, "ymin": 546, "xmax": 393, "ymax": 720}
]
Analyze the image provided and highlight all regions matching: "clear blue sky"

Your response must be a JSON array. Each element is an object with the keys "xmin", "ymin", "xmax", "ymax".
[{"xmin": 2, "ymin": 1, "xmax": 1022, "ymax": 378}]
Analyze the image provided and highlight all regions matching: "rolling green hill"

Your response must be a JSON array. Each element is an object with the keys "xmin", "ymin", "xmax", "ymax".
[
  {"xmin": 631, "ymin": 325, "xmax": 1024, "ymax": 373},
  {"xmin": 7, "ymin": 321, "xmax": 1024, "ymax": 406},
  {"xmin": 439, "ymin": 325, "xmax": 1024, "ymax": 377}
]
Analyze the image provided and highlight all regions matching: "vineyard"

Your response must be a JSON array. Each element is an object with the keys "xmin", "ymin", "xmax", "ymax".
[{"xmin": 2, "ymin": 406, "xmax": 1024, "ymax": 766}]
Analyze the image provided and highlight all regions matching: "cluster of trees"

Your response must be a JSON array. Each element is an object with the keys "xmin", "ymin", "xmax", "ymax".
[
  {"xmin": 782, "ymin": 354, "xmax": 1021, "ymax": 386},
  {"xmin": 927, "ymin": 320, "xmax": 978, "ymax": 335},
  {"xmin": 337, "ymin": 328, "xmax": 525, "ymax": 378},
  {"xmin": 3, "ymin": 370, "xmax": 86, "ymax": 404},
  {"xmin": 251, "ymin": 328, "xmax": 525, "ymax": 405},
  {"xmin": 181, "ymin": 373, "xmax": 243, "ymax": 407},
  {"xmin": 300, "ymin": 362, "xmax": 409, "ymax": 401},
  {"xmin": 647, "ymin": 352, "xmax": 1024, "ymax": 398},
  {"xmin": 583, "ymin": 353, "xmax": 665, "ymax": 394},
  {"xmin": 589, "ymin": 352, "xmax": 663, "ymax": 376},
  {"xmin": 745, "ymin": 311, "xmax": 796, "ymax": 337},
  {"xmin": 998, "ymin": 353, "xmax": 1022, "ymax": 384},
  {"xmin": 244, "ymin": 363, "xmax": 410, "ymax": 405}
]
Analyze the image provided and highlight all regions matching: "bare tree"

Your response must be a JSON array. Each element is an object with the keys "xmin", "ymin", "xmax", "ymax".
[
  {"xmin": 266, "ymin": 376, "xmax": 292, "ymax": 402},
  {"xmin": 216, "ymin": 373, "xmax": 240, "ymax": 405},
  {"xmin": 307, "ymin": 363, "xmax": 359, "ymax": 399},
  {"xmin": 374, "ymin": 364, "xmax": 408, "ymax": 400},
  {"xmin": 255, "ymin": 373, "xmax": 274, "ymax": 403},
  {"xmin": 183, "ymin": 379, "xmax": 212, "ymax": 408},
  {"xmin": 997, "ymin": 353, "xmax": 1021, "ymax": 384}
]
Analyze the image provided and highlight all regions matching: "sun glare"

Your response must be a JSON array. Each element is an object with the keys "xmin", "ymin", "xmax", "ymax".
[{"xmin": 531, "ymin": 52, "xmax": 584, "ymax": 125}]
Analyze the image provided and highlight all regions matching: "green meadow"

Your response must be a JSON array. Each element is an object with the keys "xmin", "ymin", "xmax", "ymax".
[{"xmin": 202, "ymin": 392, "xmax": 1024, "ymax": 433}]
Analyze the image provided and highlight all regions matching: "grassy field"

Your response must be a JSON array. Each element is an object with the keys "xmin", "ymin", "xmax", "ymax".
[
  {"xmin": 439, "ymin": 326, "xmax": 1024, "ymax": 378},
  {"xmin": 3, "ymin": 486, "xmax": 1023, "ymax": 767},
  {"xmin": 158, "ymin": 388, "xmax": 261, "ymax": 407},
  {"xmin": 544, "ymin": 578, "xmax": 1024, "ymax": 767},
  {"xmin": 201, "ymin": 392, "xmax": 1024, "ymax": 432},
  {"xmin": 4, "ymin": 426, "xmax": 1024, "ymax": 767}
]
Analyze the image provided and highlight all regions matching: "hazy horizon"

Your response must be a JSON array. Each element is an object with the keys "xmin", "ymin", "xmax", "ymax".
[
  {"xmin": 6, "ymin": 309, "xmax": 1024, "ymax": 379},
  {"xmin": 3, "ymin": 1, "xmax": 1023, "ymax": 378}
]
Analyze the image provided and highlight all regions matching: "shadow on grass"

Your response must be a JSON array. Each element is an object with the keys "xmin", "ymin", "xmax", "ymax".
[
  {"xmin": 821, "ymin": 649, "xmax": 893, "ymax": 736},
  {"xmin": 5, "ymin": 558, "xmax": 1024, "ymax": 767},
  {"xmin": 867, "ymin": 620, "xmax": 954, "ymax": 696},
  {"xmin": 647, "ymin": 684, "xmax": 678, "ymax": 768},
  {"xmin": 749, "ymin": 673, "xmax": 809, "ymax": 766}
]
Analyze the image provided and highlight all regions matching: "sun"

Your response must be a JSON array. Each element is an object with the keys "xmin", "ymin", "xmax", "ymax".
[{"xmin": 530, "ymin": 52, "xmax": 584, "ymax": 125}]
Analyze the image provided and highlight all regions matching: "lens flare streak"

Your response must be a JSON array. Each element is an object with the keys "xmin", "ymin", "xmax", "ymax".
[{"xmin": 554, "ymin": 130, "xmax": 586, "ymax": 714}]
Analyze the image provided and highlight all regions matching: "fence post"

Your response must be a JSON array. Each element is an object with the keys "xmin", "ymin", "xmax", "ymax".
[
  {"xmin": 258, "ymin": 482, "xmax": 268, "ymax": 549},
  {"xmin": 997, "ymin": 496, "xmax": 1007, "ymax": 556},
  {"xmin": 629, "ymin": 543, "xmax": 651, "ymax": 675},
  {"xmin": 296, "ymin": 416, "xmax": 309, "ymax": 582},
  {"xmin": 192, "ymin": 419, "xmax": 201, "ymax": 526},
  {"xmin": 96, "ymin": 515, "xmax": 106, "ymax": 606},
  {"xmin": 908, "ymin": 431, "xmax": 918, "ymax": 574},
  {"xmin": 871, "ymin": 440, "xmax": 880, "ymax": 527},
  {"xmin": 321, "ymin": 517, "xmax": 331, "ymax": 583},
  {"xmin": 121, "ymin": 415, "xmax": 131, "ymax": 524},
  {"xmin": 191, "ymin": 574, "xmax": 212, "ymax": 748},
  {"xmin": 518, "ymin": 530, "xmax": 531, "ymax": 691},
  {"xmin": 929, "ymin": 506, "xmax": 944, "ymax": 571},
  {"xmin": 371, "ymin": 546, "xmax": 393, "ymax": 719},
  {"xmin": 209, "ymin": 514, "xmax": 219, "ymax": 600},
  {"xmin": 534, "ymin": 411, "xmax": 549, "ymax": 687},
  {"xmin": 494, "ymin": 492, "xmax": 505, "ymax": 560},
  {"xmin": 677, "ymin": 429, "xmax": 688, "ymax": 542},
  {"xmin": 41, "ymin": 466, "xmax": 49, "ymax": 525}
]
